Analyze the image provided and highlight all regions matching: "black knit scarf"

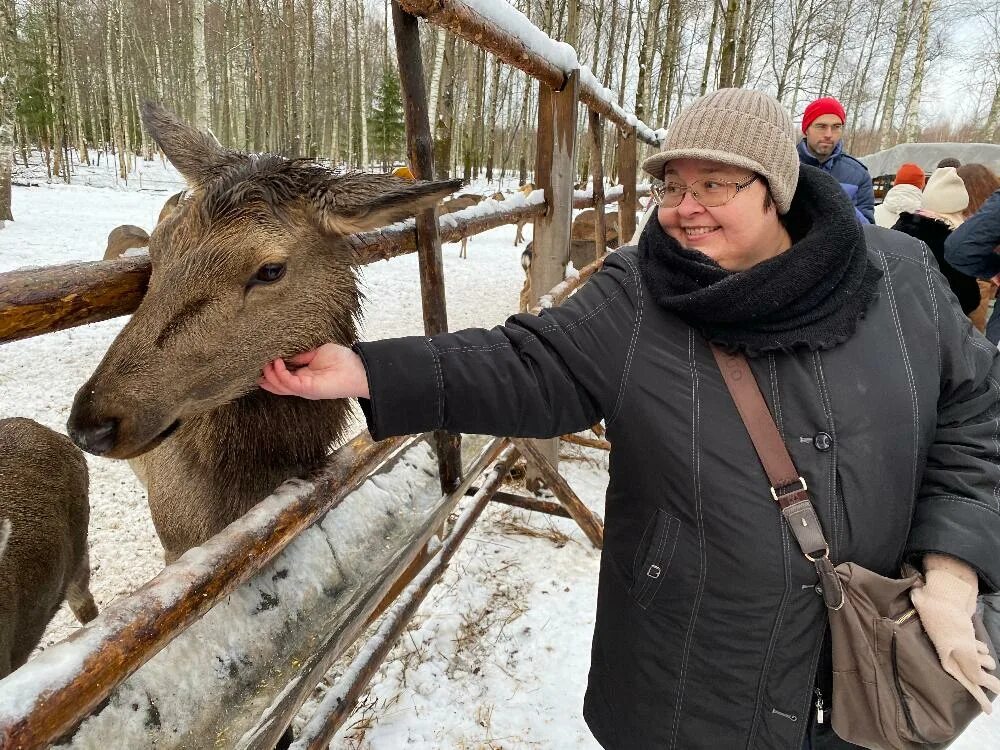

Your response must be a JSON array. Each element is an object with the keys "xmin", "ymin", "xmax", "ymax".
[{"xmin": 636, "ymin": 165, "xmax": 883, "ymax": 355}]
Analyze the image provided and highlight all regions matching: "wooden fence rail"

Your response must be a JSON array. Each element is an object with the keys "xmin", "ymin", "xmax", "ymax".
[{"xmin": 0, "ymin": 188, "xmax": 648, "ymax": 346}]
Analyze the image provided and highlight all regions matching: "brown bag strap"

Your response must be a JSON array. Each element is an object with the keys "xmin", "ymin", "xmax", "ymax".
[{"xmin": 709, "ymin": 346, "xmax": 844, "ymax": 608}]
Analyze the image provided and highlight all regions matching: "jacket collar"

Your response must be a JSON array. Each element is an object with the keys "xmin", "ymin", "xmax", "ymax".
[{"xmin": 797, "ymin": 139, "xmax": 842, "ymax": 168}]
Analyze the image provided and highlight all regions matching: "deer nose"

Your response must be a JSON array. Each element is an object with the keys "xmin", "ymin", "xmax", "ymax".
[{"xmin": 69, "ymin": 419, "xmax": 119, "ymax": 456}]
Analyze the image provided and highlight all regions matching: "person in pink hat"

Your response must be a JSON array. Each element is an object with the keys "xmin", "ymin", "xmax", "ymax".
[{"xmin": 797, "ymin": 97, "xmax": 875, "ymax": 224}]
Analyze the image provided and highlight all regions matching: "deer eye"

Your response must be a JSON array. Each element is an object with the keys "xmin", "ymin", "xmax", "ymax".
[{"xmin": 249, "ymin": 262, "xmax": 286, "ymax": 287}]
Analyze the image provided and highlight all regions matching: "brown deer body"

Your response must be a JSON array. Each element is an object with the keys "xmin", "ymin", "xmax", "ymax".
[
  {"xmin": 103, "ymin": 224, "xmax": 151, "ymax": 260},
  {"xmin": 68, "ymin": 104, "xmax": 460, "ymax": 564},
  {"xmin": 0, "ymin": 418, "xmax": 98, "ymax": 677},
  {"xmin": 440, "ymin": 193, "xmax": 484, "ymax": 259}
]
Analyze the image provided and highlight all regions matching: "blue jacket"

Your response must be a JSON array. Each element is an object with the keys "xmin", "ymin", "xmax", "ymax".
[
  {"xmin": 944, "ymin": 189, "xmax": 1000, "ymax": 279},
  {"xmin": 797, "ymin": 140, "xmax": 875, "ymax": 224},
  {"xmin": 944, "ymin": 189, "xmax": 1000, "ymax": 344}
]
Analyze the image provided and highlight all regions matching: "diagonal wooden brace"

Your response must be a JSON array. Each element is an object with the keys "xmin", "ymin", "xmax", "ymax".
[{"xmin": 511, "ymin": 438, "xmax": 604, "ymax": 549}]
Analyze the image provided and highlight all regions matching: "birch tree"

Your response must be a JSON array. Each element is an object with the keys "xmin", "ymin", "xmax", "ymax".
[
  {"xmin": 901, "ymin": 0, "xmax": 932, "ymax": 143},
  {"xmin": 877, "ymin": 0, "xmax": 912, "ymax": 149},
  {"xmin": 192, "ymin": 0, "xmax": 210, "ymax": 132}
]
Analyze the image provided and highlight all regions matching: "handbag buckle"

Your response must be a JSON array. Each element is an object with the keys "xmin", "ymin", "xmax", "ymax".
[
  {"xmin": 771, "ymin": 476, "xmax": 808, "ymax": 504},
  {"xmin": 804, "ymin": 545, "xmax": 829, "ymax": 562}
]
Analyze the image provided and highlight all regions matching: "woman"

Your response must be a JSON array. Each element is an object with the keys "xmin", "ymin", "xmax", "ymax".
[
  {"xmin": 261, "ymin": 90, "xmax": 1000, "ymax": 749},
  {"xmin": 956, "ymin": 164, "xmax": 1000, "ymax": 332},
  {"xmin": 891, "ymin": 167, "xmax": 979, "ymax": 314}
]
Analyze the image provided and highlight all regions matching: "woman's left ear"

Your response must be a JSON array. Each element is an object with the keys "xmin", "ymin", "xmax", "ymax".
[{"xmin": 308, "ymin": 173, "xmax": 464, "ymax": 235}]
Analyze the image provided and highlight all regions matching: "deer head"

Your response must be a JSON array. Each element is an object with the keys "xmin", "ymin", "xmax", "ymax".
[{"xmin": 68, "ymin": 103, "xmax": 460, "ymax": 460}]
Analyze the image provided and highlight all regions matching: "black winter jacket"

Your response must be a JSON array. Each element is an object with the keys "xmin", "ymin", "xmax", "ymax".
[
  {"xmin": 891, "ymin": 211, "xmax": 980, "ymax": 314},
  {"xmin": 356, "ymin": 225, "xmax": 1000, "ymax": 750}
]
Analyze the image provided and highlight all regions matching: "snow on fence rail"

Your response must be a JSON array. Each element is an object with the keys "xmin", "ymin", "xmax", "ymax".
[{"xmin": 396, "ymin": 0, "xmax": 666, "ymax": 147}]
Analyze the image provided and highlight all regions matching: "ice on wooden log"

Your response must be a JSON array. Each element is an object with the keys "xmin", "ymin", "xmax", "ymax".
[{"xmin": 6, "ymin": 440, "xmax": 443, "ymax": 749}]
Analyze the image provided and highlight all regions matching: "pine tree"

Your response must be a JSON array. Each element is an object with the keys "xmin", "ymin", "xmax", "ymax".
[{"xmin": 367, "ymin": 65, "xmax": 404, "ymax": 171}]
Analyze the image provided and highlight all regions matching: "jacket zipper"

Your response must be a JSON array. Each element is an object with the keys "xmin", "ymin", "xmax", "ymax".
[{"xmin": 814, "ymin": 687, "xmax": 825, "ymax": 724}]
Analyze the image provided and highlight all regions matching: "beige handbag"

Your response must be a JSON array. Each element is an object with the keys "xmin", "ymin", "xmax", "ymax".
[{"xmin": 712, "ymin": 345, "xmax": 995, "ymax": 750}]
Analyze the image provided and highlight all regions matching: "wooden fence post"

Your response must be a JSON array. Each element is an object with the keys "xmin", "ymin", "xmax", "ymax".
[
  {"xmin": 393, "ymin": 2, "xmax": 462, "ymax": 493},
  {"xmin": 617, "ymin": 127, "xmax": 637, "ymax": 244},
  {"xmin": 589, "ymin": 110, "xmax": 606, "ymax": 262},
  {"xmin": 527, "ymin": 69, "xmax": 579, "ymax": 492}
]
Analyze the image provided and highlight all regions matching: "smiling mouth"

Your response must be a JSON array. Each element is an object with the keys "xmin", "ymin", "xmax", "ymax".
[{"xmin": 683, "ymin": 227, "xmax": 719, "ymax": 238}]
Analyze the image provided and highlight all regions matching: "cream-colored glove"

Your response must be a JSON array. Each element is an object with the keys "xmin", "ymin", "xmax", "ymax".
[{"xmin": 911, "ymin": 553, "xmax": 1000, "ymax": 713}]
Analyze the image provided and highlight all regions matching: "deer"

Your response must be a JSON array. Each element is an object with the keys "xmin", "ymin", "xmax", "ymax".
[
  {"xmin": 0, "ymin": 417, "xmax": 98, "ymax": 678},
  {"xmin": 440, "ymin": 193, "xmax": 484, "ymax": 259},
  {"xmin": 517, "ymin": 207, "xmax": 624, "ymax": 313},
  {"xmin": 103, "ymin": 192, "xmax": 187, "ymax": 260},
  {"xmin": 67, "ymin": 103, "xmax": 461, "ymax": 565},
  {"xmin": 103, "ymin": 224, "xmax": 151, "ymax": 260}
]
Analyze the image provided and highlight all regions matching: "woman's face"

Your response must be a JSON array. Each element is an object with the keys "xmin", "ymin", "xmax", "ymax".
[{"xmin": 656, "ymin": 158, "xmax": 790, "ymax": 271}]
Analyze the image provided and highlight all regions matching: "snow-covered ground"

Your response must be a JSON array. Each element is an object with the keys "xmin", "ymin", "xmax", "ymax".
[{"xmin": 0, "ymin": 156, "xmax": 997, "ymax": 749}]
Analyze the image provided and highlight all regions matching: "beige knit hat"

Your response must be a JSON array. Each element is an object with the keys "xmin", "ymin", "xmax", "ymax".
[
  {"xmin": 920, "ymin": 167, "xmax": 969, "ymax": 216},
  {"xmin": 641, "ymin": 88, "xmax": 800, "ymax": 213}
]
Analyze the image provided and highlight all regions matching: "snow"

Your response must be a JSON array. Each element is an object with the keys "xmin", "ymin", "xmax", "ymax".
[{"xmin": 0, "ymin": 156, "xmax": 997, "ymax": 749}]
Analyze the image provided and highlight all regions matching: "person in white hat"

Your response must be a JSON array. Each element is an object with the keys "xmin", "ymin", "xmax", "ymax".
[
  {"xmin": 890, "ymin": 167, "xmax": 978, "ymax": 314},
  {"xmin": 258, "ymin": 90, "xmax": 1000, "ymax": 750}
]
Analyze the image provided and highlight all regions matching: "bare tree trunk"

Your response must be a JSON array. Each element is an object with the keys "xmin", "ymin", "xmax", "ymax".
[
  {"xmin": 192, "ymin": 0, "xmax": 210, "ymax": 132},
  {"xmin": 305, "ymin": 0, "xmax": 316, "ymax": 156},
  {"xmin": 635, "ymin": 0, "xmax": 665, "ymax": 123},
  {"xmin": 617, "ymin": 0, "xmax": 636, "ymax": 106},
  {"xmin": 485, "ymin": 54, "xmax": 501, "ymax": 181},
  {"xmin": 433, "ymin": 32, "xmax": 455, "ymax": 178},
  {"xmin": 354, "ymin": 0, "xmax": 368, "ymax": 168},
  {"xmin": 985, "ymin": 80, "xmax": 1000, "ymax": 141},
  {"xmin": 901, "ymin": 0, "xmax": 932, "ymax": 143},
  {"xmin": 878, "ymin": 0, "xmax": 911, "ymax": 150},
  {"xmin": 426, "ymin": 25, "xmax": 446, "ymax": 133},
  {"xmin": 701, "ymin": 0, "xmax": 720, "ymax": 95},
  {"xmin": 718, "ymin": 0, "xmax": 740, "ymax": 88}
]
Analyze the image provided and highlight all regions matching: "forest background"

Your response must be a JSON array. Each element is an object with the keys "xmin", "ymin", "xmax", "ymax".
[{"xmin": 1, "ymin": 0, "xmax": 999, "ymax": 223}]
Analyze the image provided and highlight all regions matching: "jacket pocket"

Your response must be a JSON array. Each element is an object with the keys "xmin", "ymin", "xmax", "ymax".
[{"xmin": 628, "ymin": 508, "xmax": 680, "ymax": 609}]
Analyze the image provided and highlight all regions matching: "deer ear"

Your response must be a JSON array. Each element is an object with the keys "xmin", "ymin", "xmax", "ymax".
[
  {"xmin": 310, "ymin": 173, "xmax": 464, "ymax": 235},
  {"xmin": 141, "ymin": 102, "xmax": 246, "ymax": 189}
]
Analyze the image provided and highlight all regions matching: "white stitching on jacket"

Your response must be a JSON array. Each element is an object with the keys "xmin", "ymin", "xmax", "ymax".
[
  {"xmin": 609, "ymin": 251, "xmax": 644, "ymax": 426},
  {"xmin": 877, "ymin": 246, "xmax": 921, "ymax": 503}
]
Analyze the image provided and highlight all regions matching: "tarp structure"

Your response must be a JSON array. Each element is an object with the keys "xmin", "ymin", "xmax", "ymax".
[{"xmin": 858, "ymin": 142, "xmax": 1000, "ymax": 177}]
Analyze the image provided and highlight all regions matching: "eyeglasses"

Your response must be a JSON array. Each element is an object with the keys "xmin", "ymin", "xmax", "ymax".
[{"xmin": 650, "ymin": 174, "xmax": 759, "ymax": 208}]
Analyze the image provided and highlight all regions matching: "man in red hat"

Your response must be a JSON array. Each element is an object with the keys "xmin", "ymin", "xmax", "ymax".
[{"xmin": 797, "ymin": 96, "xmax": 875, "ymax": 224}]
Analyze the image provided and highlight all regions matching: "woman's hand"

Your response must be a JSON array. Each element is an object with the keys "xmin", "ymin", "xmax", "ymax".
[
  {"xmin": 911, "ymin": 554, "xmax": 1000, "ymax": 713},
  {"xmin": 259, "ymin": 344, "xmax": 370, "ymax": 400}
]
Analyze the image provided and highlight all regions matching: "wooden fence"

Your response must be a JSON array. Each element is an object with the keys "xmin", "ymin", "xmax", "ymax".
[{"xmin": 0, "ymin": 1, "xmax": 662, "ymax": 746}]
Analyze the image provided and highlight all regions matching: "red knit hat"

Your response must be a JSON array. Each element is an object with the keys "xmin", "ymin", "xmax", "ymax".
[
  {"xmin": 801, "ymin": 97, "xmax": 847, "ymax": 133},
  {"xmin": 894, "ymin": 163, "xmax": 926, "ymax": 189}
]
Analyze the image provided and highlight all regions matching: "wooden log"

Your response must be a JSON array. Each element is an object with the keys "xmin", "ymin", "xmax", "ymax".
[
  {"xmin": 0, "ymin": 431, "xmax": 415, "ymax": 750},
  {"xmin": 240, "ymin": 438, "xmax": 512, "ymax": 748},
  {"xmin": 589, "ymin": 110, "xmax": 607, "ymax": 264},
  {"xmin": 0, "ymin": 255, "xmax": 150, "ymax": 344},
  {"xmin": 485, "ymin": 489, "xmax": 572, "ymax": 518},
  {"xmin": 617, "ymin": 128, "xmax": 638, "ymax": 244},
  {"xmin": 0, "ymin": 184, "xmax": 653, "ymax": 346},
  {"xmin": 511, "ymin": 437, "xmax": 604, "ymax": 549},
  {"xmin": 364, "ymin": 436, "xmax": 510, "ymax": 626},
  {"xmin": 531, "ymin": 252, "xmax": 606, "ymax": 314},
  {"xmin": 291, "ymin": 445, "xmax": 520, "ymax": 750},
  {"xmin": 0, "ymin": 201, "xmax": 544, "ymax": 345},
  {"xmin": 561, "ymin": 433, "xmax": 611, "ymax": 451},
  {"xmin": 393, "ymin": 2, "xmax": 462, "ymax": 494},
  {"xmin": 395, "ymin": 0, "xmax": 661, "ymax": 146}
]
